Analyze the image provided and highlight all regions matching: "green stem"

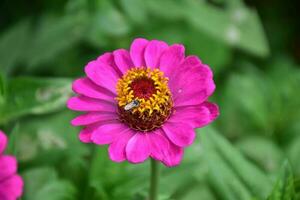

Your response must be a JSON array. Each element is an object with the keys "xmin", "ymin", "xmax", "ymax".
[{"xmin": 149, "ymin": 159, "xmax": 159, "ymax": 200}]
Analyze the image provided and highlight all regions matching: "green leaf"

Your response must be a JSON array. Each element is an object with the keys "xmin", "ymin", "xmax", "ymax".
[
  {"xmin": 180, "ymin": 186, "xmax": 215, "ymax": 200},
  {"xmin": 120, "ymin": 0, "xmax": 148, "ymax": 25},
  {"xmin": 200, "ymin": 127, "xmax": 272, "ymax": 199},
  {"xmin": 237, "ymin": 136, "xmax": 284, "ymax": 173},
  {"xmin": 220, "ymin": 68, "xmax": 272, "ymax": 137},
  {"xmin": 25, "ymin": 15, "xmax": 83, "ymax": 69},
  {"xmin": 145, "ymin": 0, "xmax": 185, "ymax": 20},
  {"xmin": 6, "ymin": 124, "xmax": 19, "ymax": 155},
  {"xmin": 22, "ymin": 167, "xmax": 76, "ymax": 200},
  {"xmin": 287, "ymin": 136, "xmax": 300, "ymax": 176},
  {"xmin": 86, "ymin": 147, "xmax": 148, "ymax": 200},
  {"xmin": 0, "ymin": 73, "xmax": 5, "ymax": 105},
  {"xmin": 14, "ymin": 110, "xmax": 89, "ymax": 182},
  {"xmin": 0, "ymin": 20, "xmax": 31, "ymax": 74},
  {"xmin": 184, "ymin": 0, "xmax": 269, "ymax": 57},
  {"xmin": 267, "ymin": 161, "xmax": 295, "ymax": 200},
  {"xmin": 0, "ymin": 77, "xmax": 72, "ymax": 124}
]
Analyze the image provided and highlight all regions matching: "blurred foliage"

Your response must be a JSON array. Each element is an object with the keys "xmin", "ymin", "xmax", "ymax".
[{"xmin": 0, "ymin": 0, "xmax": 300, "ymax": 199}]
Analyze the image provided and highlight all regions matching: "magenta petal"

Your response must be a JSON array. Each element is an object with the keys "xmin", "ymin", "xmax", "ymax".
[
  {"xmin": 0, "ymin": 130, "xmax": 7, "ymax": 154},
  {"xmin": 0, "ymin": 175, "xmax": 23, "ymax": 199},
  {"xmin": 159, "ymin": 44, "xmax": 185, "ymax": 78},
  {"xmin": 144, "ymin": 40, "xmax": 168, "ymax": 69},
  {"xmin": 108, "ymin": 130, "xmax": 134, "ymax": 162},
  {"xmin": 162, "ymin": 122, "xmax": 195, "ymax": 147},
  {"xmin": 85, "ymin": 60, "xmax": 119, "ymax": 94},
  {"xmin": 170, "ymin": 56, "xmax": 216, "ymax": 106},
  {"xmin": 67, "ymin": 96, "xmax": 116, "ymax": 112},
  {"xmin": 91, "ymin": 123, "xmax": 131, "ymax": 145},
  {"xmin": 0, "ymin": 156, "xmax": 17, "ymax": 181},
  {"xmin": 170, "ymin": 102, "xmax": 219, "ymax": 128},
  {"xmin": 78, "ymin": 121, "xmax": 119, "ymax": 143},
  {"xmin": 148, "ymin": 130, "xmax": 170, "ymax": 161},
  {"xmin": 126, "ymin": 133, "xmax": 151, "ymax": 163},
  {"xmin": 72, "ymin": 78, "xmax": 114, "ymax": 100},
  {"xmin": 130, "ymin": 38, "xmax": 149, "ymax": 67},
  {"xmin": 71, "ymin": 112, "xmax": 118, "ymax": 126},
  {"xmin": 97, "ymin": 52, "xmax": 121, "ymax": 75},
  {"xmin": 114, "ymin": 49, "xmax": 134, "ymax": 74},
  {"xmin": 78, "ymin": 128, "xmax": 93, "ymax": 143},
  {"xmin": 162, "ymin": 143, "xmax": 184, "ymax": 167}
]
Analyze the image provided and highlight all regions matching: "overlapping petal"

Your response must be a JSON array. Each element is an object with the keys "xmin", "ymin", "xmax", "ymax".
[
  {"xmin": 144, "ymin": 40, "xmax": 168, "ymax": 69},
  {"xmin": 0, "ymin": 131, "xmax": 23, "ymax": 200},
  {"xmin": 159, "ymin": 44, "xmax": 185, "ymax": 77},
  {"xmin": 71, "ymin": 112, "xmax": 118, "ymax": 126},
  {"xmin": 169, "ymin": 102, "xmax": 219, "ymax": 128},
  {"xmin": 148, "ymin": 129, "xmax": 170, "ymax": 161},
  {"xmin": 162, "ymin": 122, "xmax": 196, "ymax": 147},
  {"xmin": 126, "ymin": 133, "xmax": 151, "ymax": 163},
  {"xmin": 162, "ymin": 142, "xmax": 184, "ymax": 167},
  {"xmin": 0, "ymin": 156, "xmax": 17, "ymax": 181},
  {"xmin": 67, "ymin": 96, "xmax": 116, "ymax": 112},
  {"xmin": 169, "ymin": 56, "xmax": 216, "ymax": 106},
  {"xmin": 72, "ymin": 78, "xmax": 115, "ymax": 101},
  {"xmin": 91, "ymin": 123, "xmax": 131, "ymax": 145},
  {"xmin": 109, "ymin": 130, "xmax": 134, "ymax": 162},
  {"xmin": 85, "ymin": 59, "xmax": 119, "ymax": 94},
  {"xmin": 130, "ymin": 38, "xmax": 149, "ymax": 67},
  {"xmin": 0, "ymin": 175, "xmax": 23, "ymax": 200},
  {"xmin": 114, "ymin": 49, "xmax": 134, "ymax": 74}
]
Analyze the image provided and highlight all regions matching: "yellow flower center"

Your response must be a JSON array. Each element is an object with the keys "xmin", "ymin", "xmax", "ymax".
[{"xmin": 116, "ymin": 67, "xmax": 173, "ymax": 131}]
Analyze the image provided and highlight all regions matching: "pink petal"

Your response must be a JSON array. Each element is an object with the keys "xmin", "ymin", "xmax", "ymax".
[
  {"xmin": 78, "ymin": 120, "xmax": 120, "ymax": 143},
  {"xmin": 0, "ymin": 175, "xmax": 23, "ymax": 199},
  {"xmin": 162, "ymin": 122, "xmax": 195, "ymax": 147},
  {"xmin": 85, "ymin": 59, "xmax": 119, "ymax": 94},
  {"xmin": 97, "ymin": 52, "xmax": 122, "ymax": 76},
  {"xmin": 130, "ymin": 38, "xmax": 149, "ymax": 67},
  {"xmin": 78, "ymin": 128, "xmax": 92, "ymax": 143},
  {"xmin": 113, "ymin": 49, "xmax": 134, "ymax": 74},
  {"xmin": 126, "ymin": 133, "xmax": 151, "ymax": 163},
  {"xmin": 170, "ymin": 56, "xmax": 216, "ymax": 106},
  {"xmin": 0, "ymin": 130, "xmax": 7, "ymax": 154},
  {"xmin": 162, "ymin": 142, "xmax": 184, "ymax": 167},
  {"xmin": 159, "ymin": 44, "xmax": 185, "ymax": 78},
  {"xmin": 67, "ymin": 96, "xmax": 116, "ymax": 112},
  {"xmin": 108, "ymin": 130, "xmax": 134, "ymax": 162},
  {"xmin": 71, "ymin": 112, "xmax": 118, "ymax": 126},
  {"xmin": 91, "ymin": 123, "xmax": 131, "ymax": 145},
  {"xmin": 0, "ymin": 156, "xmax": 17, "ymax": 181},
  {"xmin": 72, "ymin": 78, "xmax": 115, "ymax": 100},
  {"xmin": 148, "ymin": 129, "xmax": 170, "ymax": 161},
  {"xmin": 144, "ymin": 40, "xmax": 168, "ymax": 69},
  {"xmin": 170, "ymin": 102, "xmax": 219, "ymax": 128}
]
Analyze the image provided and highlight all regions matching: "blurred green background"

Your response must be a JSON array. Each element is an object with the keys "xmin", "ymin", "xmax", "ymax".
[{"xmin": 0, "ymin": 0, "xmax": 300, "ymax": 199}]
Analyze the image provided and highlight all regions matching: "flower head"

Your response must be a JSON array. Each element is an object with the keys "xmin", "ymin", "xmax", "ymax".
[
  {"xmin": 0, "ymin": 131, "xmax": 23, "ymax": 200},
  {"xmin": 67, "ymin": 38, "xmax": 219, "ymax": 167}
]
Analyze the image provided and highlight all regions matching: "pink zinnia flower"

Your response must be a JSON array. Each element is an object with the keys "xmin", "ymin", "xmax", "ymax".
[
  {"xmin": 67, "ymin": 38, "xmax": 219, "ymax": 167},
  {"xmin": 0, "ymin": 131, "xmax": 23, "ymax": 200}
]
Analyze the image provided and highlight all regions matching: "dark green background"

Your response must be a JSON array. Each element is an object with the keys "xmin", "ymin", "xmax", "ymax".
[{"xmin": 0, "ymin": 0, "xmax": 299, "ymax": 199}]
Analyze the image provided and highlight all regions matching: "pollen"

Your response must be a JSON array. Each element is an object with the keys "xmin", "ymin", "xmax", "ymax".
[{"xmin": 116, "ymin": 67, "xmax": 173, "ymax": 131}]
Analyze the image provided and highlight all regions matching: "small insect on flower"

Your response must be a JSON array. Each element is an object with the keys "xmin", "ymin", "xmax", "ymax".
[
  {"xmin": 0, "ymin": 130, "xmax": 23, "ymax": 200},
  {"xmin": 67, "ymin": 38, "xmax": 219, "ymax": 167},
  {"xmin": 124, "ymin": 100, "xmax": 140, "ymax": 111}
]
